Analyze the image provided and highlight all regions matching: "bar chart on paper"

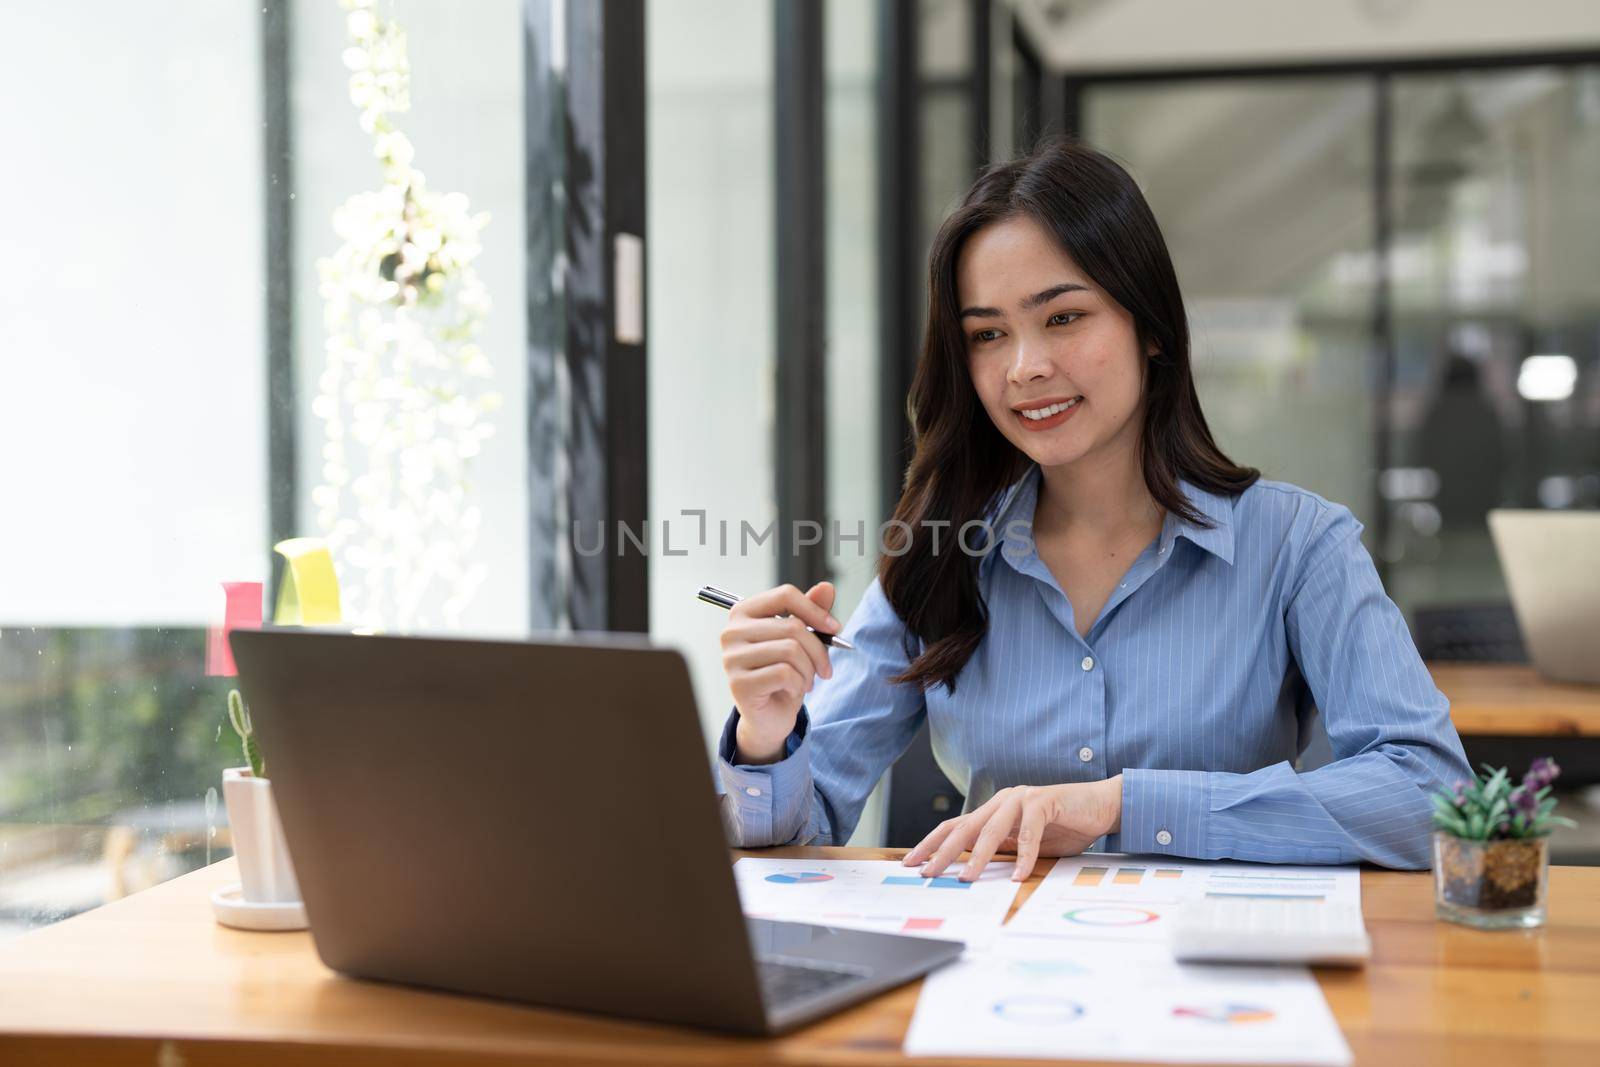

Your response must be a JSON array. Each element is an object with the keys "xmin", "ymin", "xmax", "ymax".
[
  {"xmin": 732, "ymin": 858, "xmax": 1021, "ymax": 943},
  {"xmin": 1002, "ymin": 858, "xmax": 1190, "ymax": 941},
  {"xmin": 1004, "ymin": 854, "xmax": 1360, "ymax": 943}
]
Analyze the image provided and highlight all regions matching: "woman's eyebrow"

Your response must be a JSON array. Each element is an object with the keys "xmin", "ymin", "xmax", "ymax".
[
  {"xmin": 960, "ymin": 282, "xmax": 1090, "ymax": 319},
  {"xmin": 1020, "ymin": 282, "xmax": 1090, "ymax": 309}
]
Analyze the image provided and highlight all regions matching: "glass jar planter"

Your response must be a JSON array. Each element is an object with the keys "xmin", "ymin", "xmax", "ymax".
[{"xmin": 1433, "ymin": 831, "xmax": 1548, "ymax": 929}]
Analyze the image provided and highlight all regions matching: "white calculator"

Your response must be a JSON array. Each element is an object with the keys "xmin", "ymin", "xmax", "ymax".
[{"xmin": 1171, "ymin": 895, "xmax": 1372, "ymax": 966}]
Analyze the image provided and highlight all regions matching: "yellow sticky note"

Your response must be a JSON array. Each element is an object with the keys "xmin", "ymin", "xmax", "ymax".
[{"xmin": 273, "ymin": 538, "xmax": 343, "ymax": 625}]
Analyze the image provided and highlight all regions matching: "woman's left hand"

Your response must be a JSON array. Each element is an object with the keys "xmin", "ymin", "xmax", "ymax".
[{"xmin": 902, "ymin": 776, "xmax": 1124, "ymax": 883}]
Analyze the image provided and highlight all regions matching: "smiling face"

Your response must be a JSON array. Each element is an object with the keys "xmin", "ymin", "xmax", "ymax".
[{"xmin": 958, "ymin": 215, "xmax": 1153, "ymax": 472}]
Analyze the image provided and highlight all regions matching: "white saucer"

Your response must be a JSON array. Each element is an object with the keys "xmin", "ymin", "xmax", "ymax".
[{"xmin": 210, "ymin": 882, "xmax": 308, "ymax": 931}]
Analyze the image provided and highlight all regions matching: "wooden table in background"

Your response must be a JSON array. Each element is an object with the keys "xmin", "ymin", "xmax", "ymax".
[
  {"xmin": 0, "ymin": 847, "xmax": 1597, "ymax": 1065},
  {"xmin": 1431, "ymin": 662, "xmax": 1600, "ymax": 737}
]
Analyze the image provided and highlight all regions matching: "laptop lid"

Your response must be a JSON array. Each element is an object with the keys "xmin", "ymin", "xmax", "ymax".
[
  {"xmin": 1488, "ymin": 509, "xmax": 1600, "ymax": 684},
  {"xmin": 229, "ymin": 628, "xmax": 769, "ymax": 1034}
]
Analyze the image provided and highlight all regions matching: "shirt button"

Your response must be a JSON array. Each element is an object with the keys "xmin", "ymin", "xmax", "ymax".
[
  {"xmin": 745, "ymin": 786, "xmax": 762, "ymax": 797},
  {"xmin": 1080, "ymin": 656, "xmax": 1095, "ymax": 671},
  {"xmin": 1078, "ymin": 746, "xmax": 1094, "ymax": 763},
  {"xmin": 1156, "ymin": 829, "xmax": 1173, "ymax": 846}
]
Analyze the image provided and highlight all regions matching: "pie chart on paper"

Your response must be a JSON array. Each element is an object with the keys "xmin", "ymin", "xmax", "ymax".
[
  {"xmin": 764, "ymin": 871, "xmax": 835, "ymax": 885},
  {"xmin": 991, "ymin": 995, "xmax": 1086, "ymax": 1024},
  {"xmin": 1060, "ymin": 905, "xmax": 1160, "ymax": 927},
  {"xmin": 1171, "ymin": 1003, "xmax": 1277, "ymax": 1025}
]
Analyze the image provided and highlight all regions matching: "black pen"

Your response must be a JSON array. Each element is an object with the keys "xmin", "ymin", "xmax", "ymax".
[{"xmin": 695, "ymin": 584, "xmax": 855, "ymax": 650}]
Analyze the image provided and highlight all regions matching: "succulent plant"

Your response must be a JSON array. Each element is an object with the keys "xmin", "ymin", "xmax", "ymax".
[
  {"xmin": 227, "ymin": 689, "xmax": 266, "ymax": 779},
  {"xmin": 1432, "ymin": 758, "xmax": 1575, "ymax": 841}
]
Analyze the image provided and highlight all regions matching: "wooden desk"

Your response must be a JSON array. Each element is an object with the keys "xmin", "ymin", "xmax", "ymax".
[
  {"xmin": 1431, "ymin": 662, "xmax": 1600, "ymax": 737},
  {"xmin": 1, "ymin": 848, "xmax": 1597, "ymax": 1065}
]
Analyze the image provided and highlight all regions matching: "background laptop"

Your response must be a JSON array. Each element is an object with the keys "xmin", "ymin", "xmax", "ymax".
[
  {"xmin": 1488, "ymin": 509, "xmax": 1600, "ymax": 685},
  {"xmin": 228, "ymin": 629, "xmax": 961, "ymax": 1035}
]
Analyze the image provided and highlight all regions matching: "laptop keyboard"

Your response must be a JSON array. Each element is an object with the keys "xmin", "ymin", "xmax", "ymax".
[{"xmin": 756, "ymin": 956, "xmax": 870, "ymax": 1006}]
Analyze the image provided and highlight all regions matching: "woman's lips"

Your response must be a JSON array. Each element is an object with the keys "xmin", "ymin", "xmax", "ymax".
[{"xmin": 1013, "ymin": 397, "xmax": 1082, "ymax": 432}]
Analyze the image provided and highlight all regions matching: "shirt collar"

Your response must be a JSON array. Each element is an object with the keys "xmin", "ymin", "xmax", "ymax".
[
  {"xmin": 981, "ymin": 464, "xmax": 1042, "ymax": 578},
  {"xmin": 1162, "ymin": 479, "xmax": 1236, "ymax": 565},
  {"xmin": 979, "ymin": 464, "xmax": 1236, "ymax": 575}
]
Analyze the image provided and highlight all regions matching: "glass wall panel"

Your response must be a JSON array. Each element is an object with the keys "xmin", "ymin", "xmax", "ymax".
[
  {"xmin": 647, "ymin": 0, "xmax": 778, "ymax": 750},
  {"xmin": 826, "ymin": 0, "xmax": 886, "ymax": 844},
  {"xmin": 1385, "ymin": 67, "xmax": 1600, "ymax": 613},
  {"xmin": 289, "ymin": 0, "xmax": 529, "ymax": 636},
  {"xmin": 0, "ymin": 0, "xmax": 542, "ymax": 941},
  {"xmin": 919, "ymin": 0, "xmax": 976, "ymax": 267},
  {"xmin": 0, "ymin": 1, "xmax": 265, "ymax": 940},
  {"xmin": 826, "ymin": 0, "xmax": 882, "ymax": 625},
  {"xmin": 1085, "ymin": 79, "xmax": 1380, "ymax": 536}
]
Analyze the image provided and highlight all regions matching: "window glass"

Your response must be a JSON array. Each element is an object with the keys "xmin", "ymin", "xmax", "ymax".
[
  {"xmin": 0, "ymin": 0, "xmax": 537, "ymax": 940},
  {"xmin": 1385, "ymin": 67, "xmax": 1600, "ymax": 612},
  {"xmin": 289, "ymin": 0, "xmax": 529, "ymax": 635},
  {"xmin": 647, "ymin": 0, "xmax": 778, "ymax": 749},
  {"xmin": 1086, "ymin": 78, "xmax": 1380, "ymax": 536},
  {"xmin": 0, "ymin": 1, "xmax": 266, "ymax": 940},
  {"xmin": 827, "ymin": 0, "xmax": 887, "ymax": 844}
]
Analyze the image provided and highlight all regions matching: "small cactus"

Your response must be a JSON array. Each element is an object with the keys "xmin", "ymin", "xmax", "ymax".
[{"xmin": 227, "ymin": 689, "xmax": 267, "ymax": 779}]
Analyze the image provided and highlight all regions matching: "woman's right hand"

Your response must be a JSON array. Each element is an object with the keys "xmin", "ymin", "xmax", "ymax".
[{"xmin": 721, "ymin": 581, "xmax": 840, "ymax": 764}]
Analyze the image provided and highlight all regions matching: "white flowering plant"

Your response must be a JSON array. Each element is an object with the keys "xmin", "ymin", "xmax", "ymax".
[{"xmin": 313, "ymin": 0, "xmax": 501, "ymax": 631}]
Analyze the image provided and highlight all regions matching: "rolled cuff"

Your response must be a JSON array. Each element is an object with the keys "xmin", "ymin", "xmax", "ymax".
[
  {"xmin": 1110, "ymin": 768, "xmax": 1216, "ymax": 859},
  {"xmin": 716, "ymin": 707, "xmax": 812, "ymax": 847}
]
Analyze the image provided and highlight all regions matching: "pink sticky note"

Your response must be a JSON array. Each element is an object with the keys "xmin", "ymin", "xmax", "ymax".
[{"xmin": 206, "ymin": 581, "xmax": 264, "ymax": 677}]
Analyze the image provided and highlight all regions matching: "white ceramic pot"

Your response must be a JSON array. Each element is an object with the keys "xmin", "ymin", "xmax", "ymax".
[{"xmin": 221, "ymin": 767, "xmax": 302, "ymax": 904}]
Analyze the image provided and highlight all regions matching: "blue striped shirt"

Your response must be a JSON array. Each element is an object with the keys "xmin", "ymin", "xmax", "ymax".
[{"xmin": 716, "ymin": 464, "xmax": 1471, "ymax": 869}]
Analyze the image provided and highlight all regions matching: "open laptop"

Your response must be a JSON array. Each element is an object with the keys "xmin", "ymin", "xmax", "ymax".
[
  {"xmin": 228, "ymin": 629, "xmax": 962, "ymax": 1035},
  {"xmin": 1488, "ymin": 509, "xmax": 1600, "ymax": 684}
]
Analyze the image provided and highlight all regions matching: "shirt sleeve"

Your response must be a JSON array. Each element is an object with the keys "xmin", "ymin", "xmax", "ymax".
[
  {"xmin": 715, "ymin": 576, "xmax": 928, "ymax": 847},
  {"xmin": 1112, "ymin": 503, "xmax": 1472, "ymax": 869}
]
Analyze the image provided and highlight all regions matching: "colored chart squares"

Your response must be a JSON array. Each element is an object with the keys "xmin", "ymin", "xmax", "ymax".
[
  {"xmin": 764, "ymin": 871, "xmax": 834, "ymax": 885},
  {"xmin": 882, "ymin": 875, "xmax": 973, "ymax": 889},
  {"xmin": 1073, "ymin": 866, "xmax": 1109, "ymax": 887},
  {"xmin": 1067, "ymin": 864, "xmax": 1185, "ymax": 889},
  {"xmin": 902, "ymin": 917, "xmax": 944, "ymax": 933},
  {"xmin": 1172, "ymin": 1003, "xmax": 1277, "ymax": 1026}
]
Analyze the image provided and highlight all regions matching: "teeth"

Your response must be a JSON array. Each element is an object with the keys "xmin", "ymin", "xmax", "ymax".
[{"xmin": 1020, "ymin": 398, "xmax": 1081, "ymax": 420}]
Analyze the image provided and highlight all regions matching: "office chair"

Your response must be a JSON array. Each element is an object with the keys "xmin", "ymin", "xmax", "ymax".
[{"xmin": 886, "ymin": 723, "xmax": 963, "ymax": 848}]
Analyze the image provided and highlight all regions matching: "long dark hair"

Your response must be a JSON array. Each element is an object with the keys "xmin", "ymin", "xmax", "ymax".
[{"xmin": 880, "ymin": 139, "xmax": 1259, "ymax": 693}]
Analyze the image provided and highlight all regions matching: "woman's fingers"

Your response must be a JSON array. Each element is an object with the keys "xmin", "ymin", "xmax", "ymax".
[
  {"xmin": 903, "ymin": 817, "xmax": 961, "ymax": 867},
  {"xmin": 727, "ymin": 616, "xmax": 833, "ymax": 680},
  {"xmin": 734, "ymin": 663, "xmax": 807, "ymax": 707},
  {"xmin": 733, "ymin": 583, "xmax": 841, "ymax": 637},
  {"xmin": 916, "ymin": 823, "xmax": 973, "ymax": 879},
  {"xmin": 921, "ymin": 794, "xmax": 1017, "ymax": 879},
  {"xmin": 1011, "ymin": 799, "xmax": 1050, "ymax": 881},
  {"xmin": 723, "ymin": 638, "xmax": 818, "ymax": 692},
  {"xmin": 960, "ymin": 796, "xmax": 1023, "ymax": 881}
]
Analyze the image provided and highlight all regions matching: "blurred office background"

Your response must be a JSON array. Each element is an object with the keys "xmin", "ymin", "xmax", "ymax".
[{"xmin": 2, "ymin": 0, "xmax": 1599, "ymax": 937}]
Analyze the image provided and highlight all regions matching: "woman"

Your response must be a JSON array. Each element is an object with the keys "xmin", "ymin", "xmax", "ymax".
[{"xmin": 716, "ymin": 140, "xmax": 1470, "ymax": 881}]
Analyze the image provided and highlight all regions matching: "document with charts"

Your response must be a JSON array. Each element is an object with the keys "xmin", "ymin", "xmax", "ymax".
[
  {"xmin": 731, "ymin": 857, "xmax": 1021, "ymax": 944},
  {"xmin": 903, "ymin": 939, "xmax": 1352, "ymax": 1065},
  {"xmin": 1004, "ymin": 853, "xmax": 1361, "ymax": 943}
]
